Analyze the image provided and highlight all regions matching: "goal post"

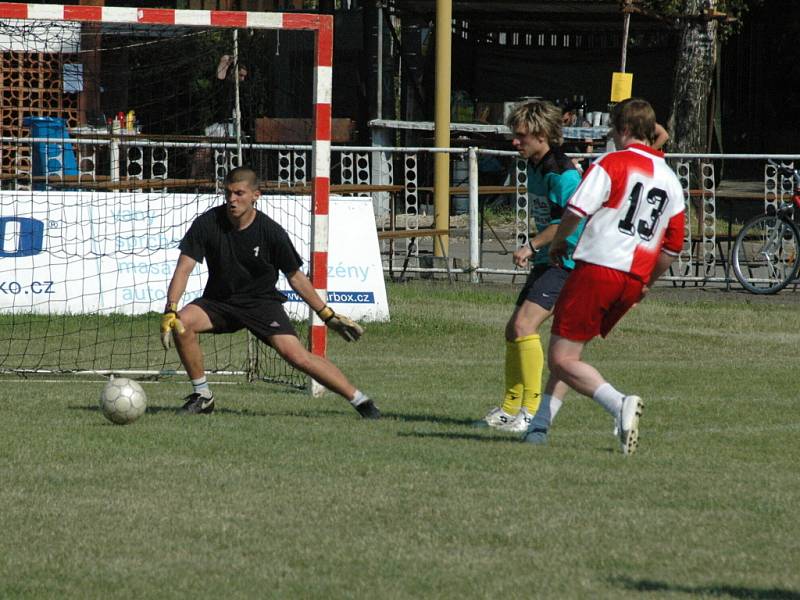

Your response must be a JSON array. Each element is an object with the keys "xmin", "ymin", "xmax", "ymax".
[{"xmin": 0, "ymin": 3, "xmax": 332, "ymax": 392}]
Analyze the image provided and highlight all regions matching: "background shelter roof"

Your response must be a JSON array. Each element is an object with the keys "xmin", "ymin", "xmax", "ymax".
[
  {"xmin": 389, "ymin": 0, "xmax": 666, "ymax": 39},
  {"xmin": 391, "ymin": 0, "xmax": 629, "ymax": 25}
]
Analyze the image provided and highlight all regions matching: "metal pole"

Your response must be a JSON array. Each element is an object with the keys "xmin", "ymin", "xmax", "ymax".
[
  {"xmin": 433, "ymin": 0, "xmax": 452, "ymax": 257},
  {"xmin": 620, "ymin": 11, "xmax": 630, "ymax": 72},
  {"xmin": 110, "ymin": 138, "xmax": 119, "ymax": 182},
  {"xmin": 468, "ymin": 147, "xmax": 480, "ymax": 283},
  {"xmin": 233, "ymin": 29, "xmax": 242, "ymax": 164},
  {"xmin": 376, "ymin": 2, "xmax": 383, "ymax": 119}
]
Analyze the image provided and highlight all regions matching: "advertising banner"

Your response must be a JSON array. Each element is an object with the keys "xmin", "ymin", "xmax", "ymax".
[{"xmin": 0, "ymin": 191, "xmax": 389, "ymax": 322}]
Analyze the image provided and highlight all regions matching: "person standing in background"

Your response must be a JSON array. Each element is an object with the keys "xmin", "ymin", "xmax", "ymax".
[
  {"xmin": 191, "ymin": 55, "xmax": 253, "ymax": 179},
  {"xmin": 207, "ymin": 54, "xmax": 252, "ymax": 138}
]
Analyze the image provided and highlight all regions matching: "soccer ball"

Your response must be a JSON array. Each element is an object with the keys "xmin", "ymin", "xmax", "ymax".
[{"xmin": 99, "ymin": 377, "xmax": 147, "ymax": 425}]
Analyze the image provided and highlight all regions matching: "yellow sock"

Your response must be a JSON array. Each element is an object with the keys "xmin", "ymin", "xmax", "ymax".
[
  {"xmin": 500, "ymin": 340, "xmax": 522, "ymax": 414},
  {"xmin": 518, "ymin": 334, "xmax": 544, "ymax": 413}
]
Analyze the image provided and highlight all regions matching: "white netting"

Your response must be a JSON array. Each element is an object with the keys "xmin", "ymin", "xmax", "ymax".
[{"xmin": 0, "ymin": 16, "xmax": 316, "ymax": 385}]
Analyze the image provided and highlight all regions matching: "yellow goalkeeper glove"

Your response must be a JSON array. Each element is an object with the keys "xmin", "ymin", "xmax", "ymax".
[
  {"xmin": 160, "ymin": 303, "xmax": 185, "ymax": 350},
  {"xmin": 316, "ymin": 305, "xmax": 364, "ymax": 342}
]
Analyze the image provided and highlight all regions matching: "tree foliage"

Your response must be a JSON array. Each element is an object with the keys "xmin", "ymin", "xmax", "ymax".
[
  {"xmin": 631, "ymin": 0, "xmax": 762, "ymax": 155},
  {"xmin": 637, "ymin": 0, "xmax": 758, "ymax": 39}
]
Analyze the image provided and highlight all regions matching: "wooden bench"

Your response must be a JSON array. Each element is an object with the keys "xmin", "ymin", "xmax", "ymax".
[
  {"xmin": 261, "ymin": 183, "xmax": 405, "ymax": 195},
  {"xmin": 377, "ymin": 228, "xmax": 452, "ymax": 282},
  {"xmin": 416, "ymin": 185, "xmax": 521, "ymax": 196}
]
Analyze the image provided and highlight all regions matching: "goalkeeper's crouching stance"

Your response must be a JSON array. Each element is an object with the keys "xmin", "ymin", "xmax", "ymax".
[{"xmin": 160, "ymin": 166, "xmax": 380, "ymax": 419}]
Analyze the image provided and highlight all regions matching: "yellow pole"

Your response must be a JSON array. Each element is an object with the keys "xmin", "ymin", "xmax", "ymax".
[{"xmin": 433, "ymin": 0, "xmax": 452, "ymax": 256}]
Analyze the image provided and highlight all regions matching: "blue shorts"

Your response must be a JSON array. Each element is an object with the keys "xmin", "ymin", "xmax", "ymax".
[{"xmin": 515, "ymin": 264, "xmax": 570, "ymax": 311}]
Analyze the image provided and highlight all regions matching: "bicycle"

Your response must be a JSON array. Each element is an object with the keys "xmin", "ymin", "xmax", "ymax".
[{"xmin": 731, "ymin": 160, "xmax": 800, "ymax": 294}]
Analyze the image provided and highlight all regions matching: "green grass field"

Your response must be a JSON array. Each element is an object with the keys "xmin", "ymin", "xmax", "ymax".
[{"xmin": 2, "ymin": 282, "xmax": 799, "ymax": 599}]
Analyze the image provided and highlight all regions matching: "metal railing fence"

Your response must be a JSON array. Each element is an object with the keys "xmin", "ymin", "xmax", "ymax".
[{"xmin": 2, "ymin": 134, "xmax": 798, "ymax": 288}]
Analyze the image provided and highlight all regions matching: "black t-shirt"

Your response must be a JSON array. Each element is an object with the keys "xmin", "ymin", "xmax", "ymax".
[{"xmin": 179, "ymin": 206, "xmax": 303, "ymax": 305}]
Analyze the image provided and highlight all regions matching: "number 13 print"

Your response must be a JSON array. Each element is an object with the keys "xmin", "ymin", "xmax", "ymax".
[{"xmin": 618, "ymin": 182, "xmax": 669, "ymax": 241}]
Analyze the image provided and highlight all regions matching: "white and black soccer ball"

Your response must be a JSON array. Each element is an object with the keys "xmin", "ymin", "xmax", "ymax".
[{"xmin": 99, "ymin": 377, "xmax": 147, "ymax": 425}]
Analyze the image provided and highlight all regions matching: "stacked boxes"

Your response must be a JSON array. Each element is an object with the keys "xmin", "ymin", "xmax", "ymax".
[{"xmin": 1, "ymin": 50, "xmax": 79, "ymax": 177}]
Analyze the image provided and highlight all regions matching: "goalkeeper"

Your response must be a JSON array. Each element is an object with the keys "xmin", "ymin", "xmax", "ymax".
[{"xmin": 160, "ymin": 166, "xmax": 380, "ymax": 419}]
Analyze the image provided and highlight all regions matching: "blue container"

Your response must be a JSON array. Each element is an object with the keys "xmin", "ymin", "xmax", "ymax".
[{"xmin": 23, "ymin": 116, "xmax": 78, "ymax": 188}]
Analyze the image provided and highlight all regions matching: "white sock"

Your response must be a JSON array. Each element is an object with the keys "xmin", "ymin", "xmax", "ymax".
[
  {"xmin": 191, "ymin": 377, "xmax": 212, "ymax": 398},
  {"xmin": 350, "ymin": 390, "xmax": 369, "ymax": 406},
  {"xmin": 530, "ymin": 394, "xmax": 563, "ymax": 431},
  {"xmin": 593, "ymin": 382, "xmax": 624, "ymax": 417}
]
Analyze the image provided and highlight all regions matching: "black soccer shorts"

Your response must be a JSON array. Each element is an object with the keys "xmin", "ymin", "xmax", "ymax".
[
  {"xmin": 191, "ymin": 297, "xmax": 298, "ymax": 344},
  {"xmin": 515, "ymin": 264, "xmax": 571, "ymax": 311}
]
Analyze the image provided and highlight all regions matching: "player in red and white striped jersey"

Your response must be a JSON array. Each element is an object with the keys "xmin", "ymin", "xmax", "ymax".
[
  {"xmin": 566, "ymin": 140, "xmax": 685, "ymax": 280},
  {"xmin": 523, "ymin": 98, "xmax": 686, "ymax": 455}
]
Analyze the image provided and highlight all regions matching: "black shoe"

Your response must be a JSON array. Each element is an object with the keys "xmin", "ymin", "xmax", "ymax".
[
  {"xmin": 354, "ymin": 399, "xmax": 380, "ymax": 419},
  {"xmin": 180, "ymin": 392, "xmax": 215, "ymax": 414}
]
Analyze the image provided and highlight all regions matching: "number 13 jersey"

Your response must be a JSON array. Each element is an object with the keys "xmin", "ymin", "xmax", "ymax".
[{"xmin": 567, "ymin": 143, "xmax": 686, "ymax": 281}]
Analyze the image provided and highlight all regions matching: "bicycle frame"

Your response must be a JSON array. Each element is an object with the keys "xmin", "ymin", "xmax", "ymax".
[{"xmin": 771, "ymin": 160, "xmax": 800, "ymax": 214}]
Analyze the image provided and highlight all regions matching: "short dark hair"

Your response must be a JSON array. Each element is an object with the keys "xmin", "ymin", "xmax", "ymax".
[
  {"xmin": 224, "ymin": 167, "xmax": 258, "ymax": 189},
  {"xmin": 611, "ymin": 98, "xmax": 656, "ymax": 144}
]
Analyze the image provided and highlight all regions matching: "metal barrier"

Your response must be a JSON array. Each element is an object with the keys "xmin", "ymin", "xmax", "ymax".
[{"xmin": 2, "ymin": 135, "xmax": 799, "ymax": 287}]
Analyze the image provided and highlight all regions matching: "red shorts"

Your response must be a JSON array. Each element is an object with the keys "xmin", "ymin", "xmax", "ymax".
[{"xmin": 551, "ymin": 262, "xmax": 644, "ymax": 342}]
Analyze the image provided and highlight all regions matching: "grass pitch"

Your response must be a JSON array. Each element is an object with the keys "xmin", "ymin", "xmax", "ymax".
[{"xmin": 1, "ymin": 282, "xmax": 799, "ymax": 599}]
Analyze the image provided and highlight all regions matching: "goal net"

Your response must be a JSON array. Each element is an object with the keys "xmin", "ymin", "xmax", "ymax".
[{"xmin": 0, "ymin": 5, "xmax": 333, "ymax": 388}]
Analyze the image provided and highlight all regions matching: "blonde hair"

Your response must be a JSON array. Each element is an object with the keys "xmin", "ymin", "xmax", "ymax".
[
  {"xmin": 611, "ymin": 98, "xmax": 656, "ymax": 144},
  {"xmin": 506, "ymin": 100, "xmax": 564, "ymax": 146}
]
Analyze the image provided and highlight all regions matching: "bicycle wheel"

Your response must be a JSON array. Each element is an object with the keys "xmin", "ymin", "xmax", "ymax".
[{"xmin": 731, "ymin": 214, "xmax": 800, "ymax": 294}]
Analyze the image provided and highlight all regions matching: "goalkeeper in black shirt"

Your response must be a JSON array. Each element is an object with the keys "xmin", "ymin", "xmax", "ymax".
[{"xmin": 160, "ymin": 167, "xmax": 380, "ymax": 419}]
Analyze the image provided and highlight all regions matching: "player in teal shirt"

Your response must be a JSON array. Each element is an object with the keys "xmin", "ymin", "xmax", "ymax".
[
  {"xmin": 526, "ymin": 149, "xmax": 585, "ymax": 270},
  {"xmin": 477, "ymin": 100, "xmax": 584, "ymax": 433}
]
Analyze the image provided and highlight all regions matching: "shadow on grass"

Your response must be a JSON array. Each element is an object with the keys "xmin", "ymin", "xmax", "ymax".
[
  {"xmin": 612, "ymin": 576, "xmax": 800, "ymax": 599},
  {"xmin": 71, "ymin": 404, "xmax": 244, "ymax": 416},
  {"xmin": 398, "ymin": 430, "xmax": 521, "ymax": 444},
  {"xmin": 383, "ymin": 412, "xmax": 481, "ymax": 427},
  {"xmin": 72, "ymin": 405, "xmax": 529, "ymax": 429},
  {"xmin": 69, "ymin": 404, "xmax": 365, "ymax": 419}
]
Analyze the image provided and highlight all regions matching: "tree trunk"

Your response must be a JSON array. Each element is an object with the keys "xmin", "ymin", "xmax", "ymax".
[{"xmin": 667, "ymin": 0, "xmax": 719, "ymax": 154}]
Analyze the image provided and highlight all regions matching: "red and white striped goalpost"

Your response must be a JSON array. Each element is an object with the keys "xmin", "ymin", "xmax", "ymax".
[{"xmin": 0, "ymin": 3, "xmax": 333, "ymax": 393}]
